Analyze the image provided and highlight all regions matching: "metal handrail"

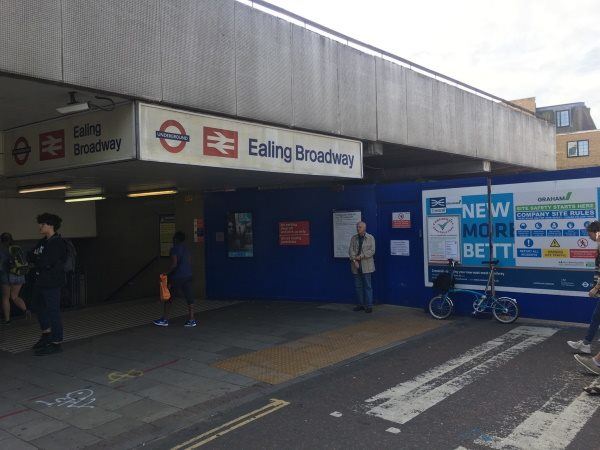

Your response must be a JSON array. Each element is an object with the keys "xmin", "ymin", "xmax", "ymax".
[
  {"xmin": 241, "ymin": 0, "xmax": 534, "ymax": 116},
  {"xmin": 104, "ymin": 255, "xmax": 160, "ymax": 302}
]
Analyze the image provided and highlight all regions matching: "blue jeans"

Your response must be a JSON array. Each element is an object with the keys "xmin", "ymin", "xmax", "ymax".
[
  {"xmin": 354, "ymin": 273, "xmax": 373, "ymax": 308},
  {"xmin": 34, "ymin": 287, "xmax": 63, "ymax": 343},
  {"xmin": 585, "ymin": 300, "xmax": 600, "ymax": 344}
]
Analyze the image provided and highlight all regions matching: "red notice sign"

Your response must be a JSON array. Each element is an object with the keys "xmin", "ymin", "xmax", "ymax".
[
  {"xmin": 570, "ymin": 249, "xmax": 597, "ymax": 259},
  {"xmin": 392, "ymin": 212, "xmax": 411, "ymax": 229},
  {"xmin": 279, "ymin": 221, "xmax": 310, "ymax": 246}
]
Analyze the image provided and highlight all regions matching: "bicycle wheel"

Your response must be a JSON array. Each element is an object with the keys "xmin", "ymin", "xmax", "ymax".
[
  {"xmin": 428, "ymin": 294, "xmax": 453, "ymax": 320},
  {"xmin": 492, "ymin": 297, "xmax": 519, "ymax": 324}
]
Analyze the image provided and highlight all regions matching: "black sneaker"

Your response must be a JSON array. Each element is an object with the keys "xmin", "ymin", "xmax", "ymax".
[
  {"xmin": 353, "ymin": 306, "xmax": 365, "ymax": 312},
  {"xmin": 35, "ymin": 343, "xmax": 62, "ymax": 356},
  {"xmin": 32, "ymin": 334, "xmax": 51, "ymax": 350},
  {"xmin": 365, "ymin": 307, "xmax": 373, "ymax": 313}
]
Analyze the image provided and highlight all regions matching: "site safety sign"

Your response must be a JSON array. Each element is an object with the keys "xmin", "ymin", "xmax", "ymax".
[{"xmin": 422, "ymin": 178, "xmax": 600, "ymax": 297}]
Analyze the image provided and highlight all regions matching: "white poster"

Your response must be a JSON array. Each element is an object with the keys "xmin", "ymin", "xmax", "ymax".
[
  {"xmin": 3, "ymin": 103, "xmax": 135, "ymax": 176},
  {"xmin": 333, "ymin": 210, "xmax": 362, "ymax": 258},
  {"xmin": 427, "ymin": 215, "xmax": 461, "ymax": 263},
  {"xmin": 138, "ymin": 103, "xmax": 363, "ymax": 179},
  {"xmin": 391, "ymin": 240, "xmax": 410, "ymax": 256}
]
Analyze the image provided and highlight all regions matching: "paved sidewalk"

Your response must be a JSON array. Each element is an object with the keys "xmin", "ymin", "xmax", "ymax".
[{"xmin": 0, "ymin": 300, "xmax": 447, "ymax": 449}]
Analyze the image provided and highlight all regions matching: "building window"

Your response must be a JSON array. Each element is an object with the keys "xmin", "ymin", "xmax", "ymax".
[
  {"xmin": 556, "ymin": 110, "xmax": 570, "ymax": 127},
  {"xmin": 567, "ymin": 140, "xmax": 589, "ymax": 157}
]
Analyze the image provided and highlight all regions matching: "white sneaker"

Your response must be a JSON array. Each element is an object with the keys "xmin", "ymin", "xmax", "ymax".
[{"xmin": 567, "ymin": 340, "xmax": 591, "ymax": 354}]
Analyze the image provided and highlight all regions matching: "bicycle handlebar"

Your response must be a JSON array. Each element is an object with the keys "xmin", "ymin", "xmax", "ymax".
[{"xmin": 481, "ymin": 260, "xmax": 500, "ymax": 266}]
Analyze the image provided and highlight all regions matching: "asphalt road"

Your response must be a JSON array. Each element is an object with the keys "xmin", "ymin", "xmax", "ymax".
[{"xmin": 153, "ymin": 319, "xmax": 600, "ymax": 450}]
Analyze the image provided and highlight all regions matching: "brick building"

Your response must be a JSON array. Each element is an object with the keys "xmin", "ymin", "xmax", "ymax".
[{"xmin": 512, "ymin": 98, "xmax": 598, "ymax": 169}]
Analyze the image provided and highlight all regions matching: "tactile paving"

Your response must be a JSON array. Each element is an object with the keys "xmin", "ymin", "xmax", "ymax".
[{"xmin": 214, "ymin": 308, "xmax": 447, "ymax": 384}]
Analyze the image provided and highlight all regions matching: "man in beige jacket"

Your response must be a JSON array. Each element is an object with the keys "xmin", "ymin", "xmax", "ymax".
[{"xmin": 349, "ymin": 221, "xmax": 376, "ymax": 313}]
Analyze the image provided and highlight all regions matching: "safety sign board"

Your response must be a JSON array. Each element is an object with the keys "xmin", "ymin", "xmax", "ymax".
[
  {"xmin": 422, "ymin": 177, "xmax": 600, "ymax": 297},
  {"xmin": 392, "ymin": 212, "xmax": 411, "ymax": 228}
]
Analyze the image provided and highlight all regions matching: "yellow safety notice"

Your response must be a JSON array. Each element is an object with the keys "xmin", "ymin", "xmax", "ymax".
[
  {"xmin": 550, "ymin": 239, "xmax": 561, "ymax": 248},
  {"xmin": 543, "ymin": 249, "xmax": 569, "ymax": 258}
]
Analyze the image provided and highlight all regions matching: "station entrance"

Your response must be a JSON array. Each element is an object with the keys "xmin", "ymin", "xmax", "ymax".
[{"xmin": 0, "ymin": 76, "xmax": 364, "ymax": 314}]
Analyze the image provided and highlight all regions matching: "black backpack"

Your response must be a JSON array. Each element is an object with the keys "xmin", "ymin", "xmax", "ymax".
[
  {"xmin": 433, "ymin": 272, "xmax": 454, "ymax": 292},
  {"xmin": 62, "ymin": 238, "xmax": 77, "ymax": 273},
  {"xmin": 8, "ymin": 245, "xmax": 30, "ymax": 276}
]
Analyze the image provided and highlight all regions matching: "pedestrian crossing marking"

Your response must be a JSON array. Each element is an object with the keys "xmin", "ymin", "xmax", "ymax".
[
  {"xmin": 473, "ymin": 384, "xmax": 600, "ymax": 449},
  {"xmin": 364, "ymin": 326, "xmax": 558, "ymax": 426}
]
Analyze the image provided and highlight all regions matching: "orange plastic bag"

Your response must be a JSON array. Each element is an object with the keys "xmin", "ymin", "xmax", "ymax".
[{"xmin": 159, "ymin": 274, "xmax": 171, "ymax": 302}]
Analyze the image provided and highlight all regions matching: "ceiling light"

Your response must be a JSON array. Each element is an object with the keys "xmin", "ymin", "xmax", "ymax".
[
  {"xmin": 127, "ymin": 189, "xmax": 178, "ymax": 198},
  {"xmin": 65, "ymin": 196, "xmax": 106, "ymax": 203},
  {"xmin": 56, "ymin": 91, "xmax": 89, "ymax": 114},
  {"xmin": 19, "ymin": 183, "xmax": 70, "ymax": 194}
]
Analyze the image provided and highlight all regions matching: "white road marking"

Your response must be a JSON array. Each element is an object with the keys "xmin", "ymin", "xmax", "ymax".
[
  {"xmin": 330, "ymin": 411, "xmax": 343, "ymax": 418},
  {"xmin": 473, "ymin": 385, "xmax": 600, "ymax": 449},
  {"xmin": 365, "ymin": 326, "xmax": 557, "ymax": 425},
  {"xmin": 386, "ymin": 427, "xmax": 401, "ymax": 434}
]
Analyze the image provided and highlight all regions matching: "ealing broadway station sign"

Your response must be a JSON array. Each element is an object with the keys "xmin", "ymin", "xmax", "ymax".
[
  {"xmin": 3, "ymin": 104, "xmax": 135, "ymax": 176},
  {"xmin": 138, "ymin": 103, "xmax": 363, "ymax": 179}
]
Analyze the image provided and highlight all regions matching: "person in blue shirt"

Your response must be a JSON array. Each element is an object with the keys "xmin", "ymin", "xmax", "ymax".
[{"xmin": 154, "ymin": 231, "xmax": 196, "ymax": 327}]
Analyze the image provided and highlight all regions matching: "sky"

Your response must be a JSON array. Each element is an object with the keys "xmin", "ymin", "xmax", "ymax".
[{"xmin": 267, "ymin": 0, "xmax": 600, "ymax": 126}]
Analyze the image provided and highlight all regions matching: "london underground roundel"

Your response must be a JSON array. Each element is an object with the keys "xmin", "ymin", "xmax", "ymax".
[
  {"xmin": 12, "ymin": 137, "xmax": 31, "ymax": 166},
  {"xmin": 155, "ymin": 120, "xmax": 189, "ymax": 153}
]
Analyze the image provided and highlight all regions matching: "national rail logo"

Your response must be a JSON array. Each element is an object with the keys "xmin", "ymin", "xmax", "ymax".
[
  {"xmin": 155, "ymin": 120, "xmax": 190, "ymax": 153},
  {"xmin": 203, "ymin": 127, "xmax": 238, "ymax": 159},
  {"xmin": 39, "ymin": 129, "xmax": 65, "ymax": 161}
]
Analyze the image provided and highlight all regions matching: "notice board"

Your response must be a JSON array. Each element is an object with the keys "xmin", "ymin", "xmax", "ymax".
[{"xmin": 333, "ymin": 210, "xmax": 361, "ymax": 258}]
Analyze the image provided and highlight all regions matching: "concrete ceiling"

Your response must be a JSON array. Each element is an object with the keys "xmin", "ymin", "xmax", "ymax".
[
  {"xmin": 0, "ymin": 75, "xmax": 127, "ymax": 131},
  {"xmin": 0, "ymin": 160, "xmax": 352, "ymax": 199}
]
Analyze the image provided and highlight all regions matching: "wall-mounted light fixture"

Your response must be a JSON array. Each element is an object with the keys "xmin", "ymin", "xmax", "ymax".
[
  {"xmin": 56, "ymin": 92, "xmax": 115, "ymax": 114},
  {"xmin": 127, "ymin": 189, "xmax": 178, "ymax": 198},
  {"xmin": 65, "ymin": 196, "xmax": 106, "ymax": 203},
  {"xmin": 18, "ymin": 183, "xmax": 70, "ymax": 194}
]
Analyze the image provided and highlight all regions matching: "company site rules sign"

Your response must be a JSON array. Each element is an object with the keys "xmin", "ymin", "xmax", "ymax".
[
  {"xmin": 138, "ymin": 103, "xmax": 363, "ymax": 178},
  {"xmin": 422, "ymin": 178, "xmax": 600, "ymax": 296},
  {"xmin": 279, "ymin": 221, "xmax": 310, "ymax": 246},
  {"xmin": 3, "ymin": 104, "xmax": 135, "ymax": 176}
]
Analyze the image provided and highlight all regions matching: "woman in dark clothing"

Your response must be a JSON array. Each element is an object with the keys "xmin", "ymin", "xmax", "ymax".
[{"xmin": 0, "ymin": 232, "xmax": 30, "ymax": 324}]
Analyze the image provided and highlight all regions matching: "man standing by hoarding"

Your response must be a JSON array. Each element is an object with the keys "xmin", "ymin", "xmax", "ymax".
[{"xmin": 349, "ymin": 221, "xmax": 376, "ymax": 313}]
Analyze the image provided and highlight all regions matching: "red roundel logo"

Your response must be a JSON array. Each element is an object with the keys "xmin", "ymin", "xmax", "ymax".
[
  {"xmin": 155, "ymin": 120, "xmax": 189, "ymax": 153},
  {"xmin": 12, "ymin": 137, "xmax": 31, "ymax": 166}
]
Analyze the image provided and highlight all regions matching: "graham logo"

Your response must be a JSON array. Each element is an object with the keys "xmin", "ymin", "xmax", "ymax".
[
  {"xmin": 156, "ymin": 120, "xmax": 189, "ymax": 153},
  {"xmin": 203, "ymin": 127, "xmax": 238, "ymax": 158},
  {"xmin": 12, "ymin": 137, "xmax": 31, "ymax": 166},
  {"xmin": 39, "ymin": 130, "xmax": 65, "ymax": 161},
  {"xmin": 537, "ymin": 192, "xmax": 572, "ymax": 202}
]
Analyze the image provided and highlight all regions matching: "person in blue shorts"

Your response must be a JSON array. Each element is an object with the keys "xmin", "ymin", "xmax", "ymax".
[
  {"xmin": 0, "ymin": 232, "xmax": 30, "ymax": 324},
  {"xmin": 154, "ymin": 231, "xmax": 196, "ymax": 328}
]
